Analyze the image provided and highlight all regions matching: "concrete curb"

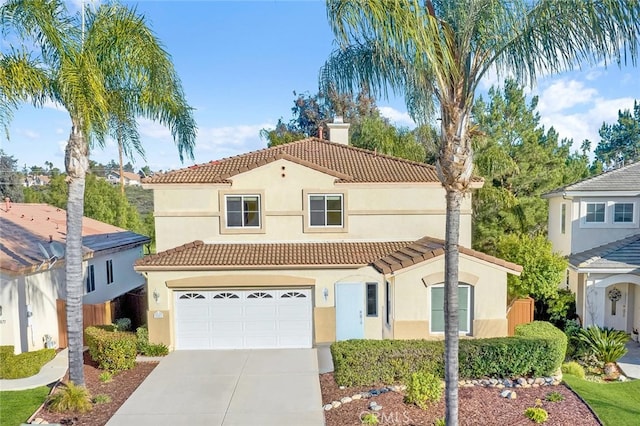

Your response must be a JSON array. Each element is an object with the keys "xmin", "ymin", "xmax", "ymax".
[{"xmin": 0, "ymin": 349, "xmax": 68, "ymax": 391}]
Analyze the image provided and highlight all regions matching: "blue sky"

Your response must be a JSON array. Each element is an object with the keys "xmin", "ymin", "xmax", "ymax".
[{"xmin": 2, "ymin": 0, "xmax": 639, "ymax": 173}]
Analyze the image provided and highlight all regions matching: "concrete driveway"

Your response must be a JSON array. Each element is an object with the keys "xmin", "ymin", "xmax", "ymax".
[{"xmin": 106, "ymin": 349, "xmax": 324, "ymax": 426}]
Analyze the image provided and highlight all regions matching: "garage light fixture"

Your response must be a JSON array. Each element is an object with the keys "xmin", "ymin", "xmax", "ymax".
[
  {"xmin": 323, "ymin": 288, "xmax": 329, "ymax": 301},
  {"xmin": 153, "ymin": 290, "xmax": 160, "ymax": 304}
]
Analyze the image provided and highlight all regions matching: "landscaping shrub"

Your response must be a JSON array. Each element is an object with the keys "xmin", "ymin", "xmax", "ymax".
[
  {"xmin": 0, "ymin": 347, "xmax": 56, "ymax": 379},
  {"xmin": 85, "ymin": 326, "xmax": 137, "ymax": 372},
  {"xmin": 515, "ymin": 321, "xmax": 567, "ymax": 372},
  {"xmin": 331, "ymin": 339, "xmax": 444, "ymax": 386},
  {"xmin": 561, "ymin": 361, "xmax": 585, "ymax": 379},
  {"xmin": 404, "ymin": 371, "xmax": 442, "ymax": 409},
  {"xmin": 578, "ymin": 326, "xmax": 628, "ymax": 364},
  {"xmin": 136, "ymin": 325, "xmax": 169, "ymax": 356},
  {"xmin": 564, "ymin": 319, "xmax": 588, "ymax": 360},
  {"xmin": 47, "ymin": 382, "xmax": 92, "ymax": 413},
  {"xmin": 524, "ymin": 407, "xmax": 548, "ymax": 424},
  {"xmin": 114, "ymin": 317, "xmax": 132, "ymax": 331},
  {"xmin": 331, "ymin": 332, "xmax": 566, "ymax": 387},
  {"xmin": 545, "ymin": 391, "xmax": 565, "ymax": 402},
  {"xmin": 458, "ymin": 337, "xmax": 560, "ymax": 378}
]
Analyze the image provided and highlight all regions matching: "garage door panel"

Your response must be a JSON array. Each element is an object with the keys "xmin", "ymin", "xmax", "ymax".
[{"xmin": 175, "ymin": 288, "xmax": 312, "ymax": 350}]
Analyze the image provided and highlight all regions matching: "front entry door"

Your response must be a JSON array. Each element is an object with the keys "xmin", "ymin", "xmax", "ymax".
[
  {"xmin": 336, "ymin": 283, "xmax": 364, "ymax": 340},
  {"xmin": 604, "ymin": 284, "xmax": 627, "ymax": 332}
]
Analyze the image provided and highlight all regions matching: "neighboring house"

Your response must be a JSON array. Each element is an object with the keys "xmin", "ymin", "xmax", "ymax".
[
  {"xmin": 105, "ymin": 171, "xmax": 141, "ymax": 186},
  {"xmin": 544, "ymin": 162, "xmax": 640, "ymax": 334},
  {"xmin": 24, "ymin": 174, "xmax": 51, "ymax": 187},
  {"xmin": 0, "ymin": 202, "xmax": 150, "ymax": 354},
  {"xmin": 136, "ymin": 122, "xmax": 522, "ymax": 350}
]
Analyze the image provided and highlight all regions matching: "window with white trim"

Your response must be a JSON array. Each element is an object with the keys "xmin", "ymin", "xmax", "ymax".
[
  {"xmin": 86, "ymin": 265, "xmax": 95, "ymax": 293},
  {"xmin": 106, "ymin": 259, "xmax": 114, "ymax": 284},
  {"xmin": 225, "ymin": 195, "xmax": 260, "ymax": 228},
  {"xmin": 309, "ymin": 194, "xmax": 343, "ymax": 227},
  {"xmin": 385, "ymin": 281, "xmax": 391, "ymax": 326},
  {"xmin": 614, "ymin": 203, "xmax": 634, "ymax": 223},
  {"xmin": 585, "ymin": 202, "xmax": 605, "ymax": 223},
  {"xmin": 366, "ymin": 283, "xmax": 378, "ymax": 317},
  {"xmin": 430, "ymin": 284, "xmax": 471, "ymax": 334},
  {"xmin": 560, "ymin": 203, "xmax": 566, "ymax": 234}
]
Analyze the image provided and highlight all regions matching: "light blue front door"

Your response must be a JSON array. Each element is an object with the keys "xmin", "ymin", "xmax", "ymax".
[{"xmin": 336, "ymin": 283, "xmax": 364, "ymax": 340}]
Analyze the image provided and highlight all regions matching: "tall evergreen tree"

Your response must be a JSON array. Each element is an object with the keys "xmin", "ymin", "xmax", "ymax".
[{"xmin": 595, "ymin": 101, "xmax": 640, "ymax": 168}]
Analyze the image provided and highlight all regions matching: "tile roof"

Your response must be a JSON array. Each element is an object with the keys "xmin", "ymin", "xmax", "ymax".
[
  {"xmin": 0, "ymin": 203, "xmax": 150, "ymax": 273},
  {"xmin": 142, "ymin": 138, "xmax": 484, "ymax": 185},
  {"xmin": 135, "ymin": 237, "xmax": 522, "ymax": 275},
  {"xmin": 545, "ymin": 161, "xmax": 640, "ymax": 196},
  {"xmin": 569, "ymin": 233, "xmax": 640, "ymax": 270}
]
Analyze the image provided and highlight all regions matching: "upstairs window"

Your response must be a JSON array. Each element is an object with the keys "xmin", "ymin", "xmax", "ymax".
[
  {"xmin": 585, "ymin": 202, "xmax": 605, "ymax": 223},
  {"xmin": 561, "ymin": 203, "xmax": 566, "ymax": 234},
  {"xmin": 226, "ymin": 195, "xmax": 260, "ymax": 228},
  {"xmin": 309, "ymin": 194, "xmax": 343, "ymax": 227},
  {"xmin": 106, "ymin": 259, "xmax": 114, "ymax": 284},
  {"xmin": 86, "ymin": 265, "xmax": 95, "ymax": 293},
  {"xmin": 614, "ymin": 203, "xmax": 634, "ymax": 223}
]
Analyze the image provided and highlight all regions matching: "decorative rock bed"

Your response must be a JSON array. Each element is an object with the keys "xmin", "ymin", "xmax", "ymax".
[{"xmin": 322, "ymin": 373, "xmax": 563, "ymax": 411}]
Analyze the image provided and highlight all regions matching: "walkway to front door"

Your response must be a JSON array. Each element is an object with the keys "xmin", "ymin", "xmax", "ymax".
[{"xmin": 106, "ymin": 349, "xmax": 324, "ymax": 426}]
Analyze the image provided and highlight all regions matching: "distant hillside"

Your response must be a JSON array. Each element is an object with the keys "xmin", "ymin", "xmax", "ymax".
[{"xmin": 125, "ymin": 186, "xmax": 154, "ymax": 215}]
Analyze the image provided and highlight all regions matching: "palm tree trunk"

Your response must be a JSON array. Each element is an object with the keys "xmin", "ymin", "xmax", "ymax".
[
  {"xmin": 444, "ymin": 188, "xmax": 461, "ymax": 426},
  {"xmin": 64, "ymin": 120, "xmax": 89, "ymax": 386},
  {"xmin": 118, "ymin": 132, "xmax": 125, "ymax": 195}
]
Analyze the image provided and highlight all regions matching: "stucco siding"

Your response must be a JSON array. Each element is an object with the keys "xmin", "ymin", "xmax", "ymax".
[
  {"xmin": 547, "ymin": 196, "xmax": 572, "ymax": 256},
  {"xmin": 82, "ymin": 248, "xmax": 147, "ymax": 305},
  {"xmin": 150, "ymin": 159, "xmax": 475, "ymax": 249}
]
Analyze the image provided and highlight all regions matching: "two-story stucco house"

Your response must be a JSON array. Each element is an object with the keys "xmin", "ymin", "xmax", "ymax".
[
  {"xmin": 136, "ymin": 123, "xmax": 522, "ymax": 350},
  {"xmin": 0, "ymin": 202, "xmax": 150, "ymax": 353},
  {"xmin": 544, "ymin": 162, "xmax": 640, "ymax": 334}
]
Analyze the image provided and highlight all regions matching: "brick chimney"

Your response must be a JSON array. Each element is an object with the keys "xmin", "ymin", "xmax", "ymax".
[{"xmin": 327, "ymin": 116, "xmax": 350, "ymax": 145}]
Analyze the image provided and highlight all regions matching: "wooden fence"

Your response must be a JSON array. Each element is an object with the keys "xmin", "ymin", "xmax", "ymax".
[
  {"xmin": 507, "ymin": 297, "xmax": 534, "ymax": 336},
  {"xmin": 56, "ymin": 299, "xmax": 113, "ymax": 348}
]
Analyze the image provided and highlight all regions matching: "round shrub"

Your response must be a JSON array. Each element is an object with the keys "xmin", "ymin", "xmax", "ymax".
[
  {"xmin": 515, "ymin": 321, "xmax": 567, "ymax": 373},
  {"xmin": 524, "ymin": 407, "xmax": 548, "ymax": 424},
  {"xmin": 561, "ymin": 361, "xmax": 585, "ymax": 379},
  {"xmin": 404, "ymin": 371, "xmax": 442, "ymax": 409},
  {"xmin": 85, "ymin": 326, "xmax": 137, "ymax": 372}
]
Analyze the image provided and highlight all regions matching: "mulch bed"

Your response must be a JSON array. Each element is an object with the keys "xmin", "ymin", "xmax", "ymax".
[
  {"xmin": 320, "ymin": 373, "xmax": 601, "ymax": 425},
  {"xmin": 35, "ymin": 352, "xmax": 157, "ymax": 426}
]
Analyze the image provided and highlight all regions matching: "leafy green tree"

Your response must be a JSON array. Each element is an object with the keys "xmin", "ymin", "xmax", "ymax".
[
  {"xmin": 594, "ymin": 101, "xmax": 640, "ymax": 168},
  {"xmin": 1, "ymin": 0, "xmax": 196, "ymax": 386},
  {"xmin": 472, "ymin": 80, "xmax": 591, "ymax": 253},
  {"xmin": 322, "ymin": 1, "xmax": 639, "ymax": 423},
  {"xmin": 0, "ymin": 150, "xmax": 24, "ymax": 202},
  {"xmin": 350, "ymin": 113, "xmax": 426, "ymax": 162},
  {"xmin": 495, "ymin": 233, "xmax": 567, "ymax": 302}
]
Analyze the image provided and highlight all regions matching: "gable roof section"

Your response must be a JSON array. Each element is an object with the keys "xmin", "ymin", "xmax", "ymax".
[
  {"xmin": 569, "ymin": 233, "xmax": 640, "ymax": 270},
  {"xmin": 143, "ymin": 138, "xmax": 483, "ymax": 185},
  {"xmin": 1, "ymin": 203, "xmax": 150, "ymax": 274},
  {"xmin": 372, "ymin": 237, "xmax": 522, "ymax": 274},
  {"xmin": 544, "ymin": 161, "xmax": 640, "ymax": 197},
  {"xmin": 135, "ymin": 237, "xmax": 522, "ymax": 275}
]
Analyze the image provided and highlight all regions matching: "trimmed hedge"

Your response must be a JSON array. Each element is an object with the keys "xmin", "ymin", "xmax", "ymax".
[
  {"xmin": 85, "ymin": 326, "xmax": 137, "ymax": 372},
  {"xmin": 331, "ymin": 322, "xmax": 567, "ymax": 386},
  {"xmin": 331, "ymin": 339, "xmax": 444, "ymax": 386},
  {"xmin": 0, "ymin": 346, "xmax": 56, "ymax": 379},
  {"xmin": 515, "ymin": 321, "xmax": 567, "ymax": 372}
]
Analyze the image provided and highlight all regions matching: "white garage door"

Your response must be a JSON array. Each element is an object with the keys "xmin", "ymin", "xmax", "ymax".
[{"xmin": 174, "ymin": 289, "xmax": 312, "ymax": 350}]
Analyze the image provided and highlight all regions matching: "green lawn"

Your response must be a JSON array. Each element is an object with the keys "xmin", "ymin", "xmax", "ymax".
[
  {"xmin": 564, "ymin": 375, "xmax": 640, "ymax": 426},
  {"xmin": 0, "ymin": 387, "xmax": 50, "ymax": 426}
]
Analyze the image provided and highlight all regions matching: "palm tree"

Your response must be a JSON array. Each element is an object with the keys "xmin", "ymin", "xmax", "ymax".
[
  {"xmin": 1, "ymin": 0, "xmax": 196, "ymax": 386},
  {"xmin": 321, "ymin": 1, "xmax": 639, "ymax": 423}
]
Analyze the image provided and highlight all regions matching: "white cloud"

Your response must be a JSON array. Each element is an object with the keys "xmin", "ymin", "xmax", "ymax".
[
  {"xmin": 378, "ymin": 106, "xmax": 415, "ymax": 127},
  {"xmin": 536, "ymin": 79, "xmax": 598, "ymax": 115},
  {"xmin": 18, "ymin": 129, "xmax": 40, "ymax": 140}
]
